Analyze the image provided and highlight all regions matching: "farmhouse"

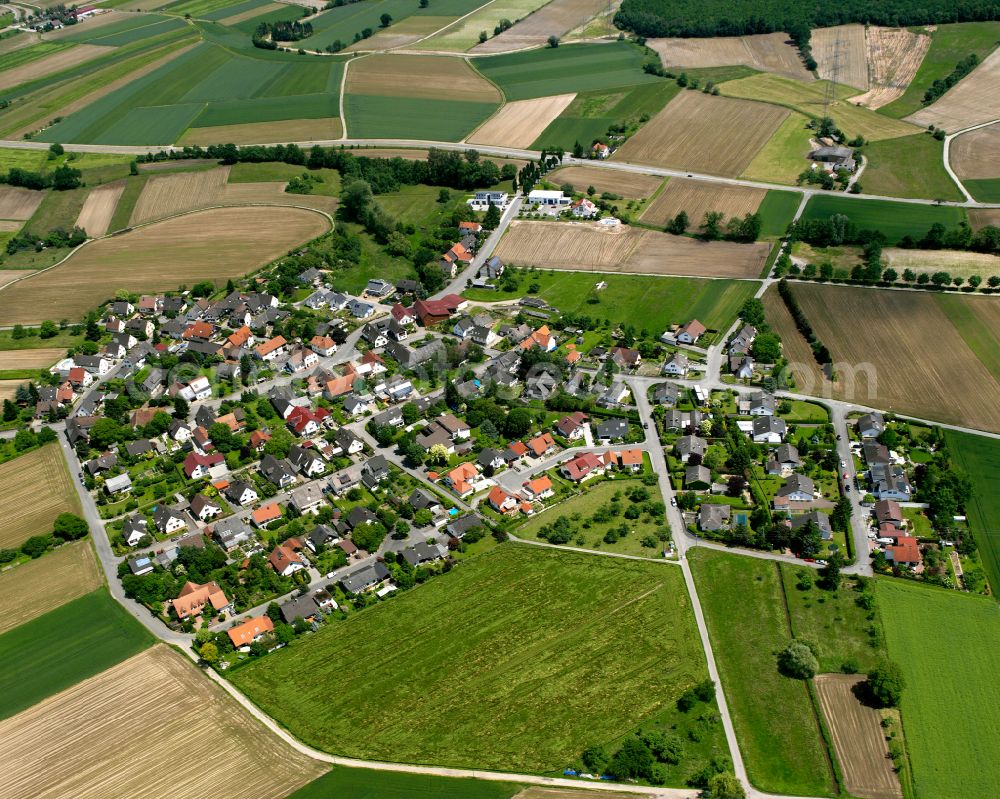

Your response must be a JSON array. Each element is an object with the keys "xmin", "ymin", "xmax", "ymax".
[{"xmin": 810, "ymin": 145, "xmax": 856, "ymax": 172}]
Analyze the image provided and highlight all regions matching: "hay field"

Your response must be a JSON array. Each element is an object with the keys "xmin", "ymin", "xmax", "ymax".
[
  {"xmin": 0, "ymin": 444, "xmax": 81, "ymax": 550},
  {"xmin": 0, "ymin": 206, "xmax": 330, "ymax": 325},
  {"xmin": 810, "ymin": 25, "xmax": 868, "ymax": 90},
  {"xmin": 496, "ymin": 220, "xmax": 768, "ymax": 277},
  {"xmin": 772, "ymin": 283, "xmax": 1000, "ymax": 432},
  {"xmin": 723, "ymin": 73, "xmax": 919, "ymax": 141},
  {"xmin": 908, "ymin": 48, "xmax": 1000, "ymax": 131},
  {"xmin": 614, "ymin": 91, "xmax": 787, "ymax": 177},
  {"xmin": 951, "ymin": 123, "xmax": 1000, "ymax": 178},
  {"xmin": 640, "ymin": 177, "xmax": 765, "ymax": 228},
  {"xmin": 0, "ymin": 645, "xmax": 326, "ymax": 799},
  {"xmin": 815, "ymin": 674, "xmax": 901, "ymax": 799},
  {"xmin": 128, "ymin": 167, "xmax": 230, "ymax": 225},
  {"xmin": 468, "ymin": 93, "xmax": 575, "ymax": 148},
  {"xmin": 851, "ymin": 27, "xmax": 931, "ymax": 109},
  {"xmin": 0, "ymin": 348, "xmax": 66, "ymax": 369},
  {"xmin": 0, "ymin": 44, "xmax": 112, "ymax": 91},
  {"xmin": 75, "ymin": 181, "xmax": 126, "ymax": 237},
  {"xmin": 346, "ymin": 15, "xmax": 453, "ymax": 51},
  {"xmin": 178, "ymin": 116, "xmax": 343, "ymax": 145},
  {"xmin": 649, "ymin": 32, "xmax": 813, "ymax": 81},
  {"xmin": 0, "ymin": 542, "xmax": 102, "ymax": 635},
  {"xmin": 548, "ymin": 165, "xmax": 662, "ymax": 198},
  {"xmin": 346, "ymin": 54, "xmax": 501, "ymax": 102},
  {"xmin": 470, "ymin": 0, "xmax": 608, "ymax": 54},
  {"xmin": 0, "ymin": 187, "xmax": 45, "ymax": 220},
  {"xmin": 884, "ymin": 247, "xmax": 1000, "ymax": 278},
  {"xmin": 219, "ymin": 182, "xmax": 339, "ymax": 215}
]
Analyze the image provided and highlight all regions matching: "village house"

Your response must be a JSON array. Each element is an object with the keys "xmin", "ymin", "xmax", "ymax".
[
  {"xmin": 487, "ymin": 486, "xmax": 519, "ymax": 515},
  {"xmin": 775, "ymin": 474, "xmax": 815, "ymax": 504},
  {"xmin": 676, "ymin": 319, "xmax": 706, "ymax": 345},
  {"xmin": 122, "ymin": 515, "xmax": 149, "ymax": 547},
  {"xmin": 212, "ymin": 516, "xmax": 254, "ymax": 551},
  {"xmin": 560, "ymin": 451, "xmax": 606, "ymax": 482},
  {"xmin": 522, "ymin": 475, "xmax": 555, "ymax": 501},
  {"xmin": 228, "ymin": 616, "xmax": 274, "ymax": 649},
  {"xmin": 662, "ymin": 352, "xmax": 689, "ymax": 376},
  {"xmin": 171, "ymin": 580, "xmax": 231, "ymax": 620},
  {"xmin": 555, "ymin": 411, "xmax": 589, "ymax": 441},
  {"xmin": 189, "ymin": 494, "xmax": 222, "ymax": 522},
  {"xmin": 752, "ymin": 416, "xmax": 787, "ymax": 444},
  {"xmin": 790, "ymin": 511, "xmax": 833, "ymax": 540},
  {"xmin": 699, "ymin": 504, "xmax": 732, "ymax": 532},
  {"xmin": 252, "ymin": 503, "xmax": 282, "ymax": 528},
  {"xmin": 675, "ymin": 435, "xmax": 707, "ymax": 463}
]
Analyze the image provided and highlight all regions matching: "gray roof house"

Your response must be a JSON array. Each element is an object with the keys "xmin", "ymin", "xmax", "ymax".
[
  {"xmin": 699, "ymin": 504, "xmax": 732, "ymax": 532},
  {"xmin": 675, "ymin": 435, "xmax": 708, "ymax": 462},
  {"xmin": 790, "ymin": 511, "xmax": 833, "ymax": 540},
  {"xmin": 340, "ymin": 562, "xmax": 390, "ymax": 594},
  {"xmin": 685, "ymin": 464, "xmax": 712, "ymax": 489}
]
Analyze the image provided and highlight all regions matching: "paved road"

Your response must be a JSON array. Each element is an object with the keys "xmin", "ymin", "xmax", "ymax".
[{"xmin": 943, "ymin": 119, "xmax": 1000, "ymax": 204}]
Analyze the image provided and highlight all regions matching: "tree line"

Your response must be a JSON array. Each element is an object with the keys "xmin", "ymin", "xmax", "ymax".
[
  {"xmin": 1, "ymin": 164, "xmax": 81, "ymax": 191},
  {"xmin": 614, "ymin": 0, "xmax": 1000, "ymax": 38},
  {"xmin": 777, "ymin": 278, "xmax": 831, "ymax": 367},
  {"xmin": 923, "ymin": 53, "xmax": 980, "ymax": 104}
]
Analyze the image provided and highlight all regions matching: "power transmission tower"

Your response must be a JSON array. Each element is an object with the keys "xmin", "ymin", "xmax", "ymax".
[{"xmin": 823, "ymin": 34, "xmax": 843, "ymax": 121}]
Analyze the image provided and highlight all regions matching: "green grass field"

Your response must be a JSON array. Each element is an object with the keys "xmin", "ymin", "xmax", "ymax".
[
  {"xmin": 467, "ymin": 271, "xmax": 758, "ymax": 336},
  {"xmin": 740, "ymin": 110, "xmax": 812, "ymax": 185},
  {"xmin": 881, "ymin": 22, "xmax": 1000, "ymax": 119},
  {"xmin": 24, "ymin": 187, "xmax": 89, "ymax": 236},
  {"xmin": 287, "ymin": 768, "xmax": 522, "ymax": 799},
  {"xmin": 532, "ymin": 81, "xmax": 681, "ymax": 151},
  {"xmin": 799, "ymin": 195, "xmax": 967, "ymax": 244},
  {"xmin": 56, "ymin": 14, "xmax": 185, "ymax": 46},
  {"xmin": 0, "ymin": 41, "xmax": 73, "ymax": 73},
  {"xmin": 943, "ymin": 430, "xmax": 1000, "ymax": 596},
  {"xmin": 474, "ymin": 42, "xmax": 660, "ymax": 102},
  {"xmin": 0, "ymin": 589, "xmax": 156, "ymax": 719},
  {"xmin": 860, "ymin": 133, "xmax": 964, "ymax": 201},
  {"xmin": 308, "ymin": 0, "xmax": 479, "ymax": 50},
  {"xmin": 756, "ymin": 189, "xmax": 800, "ymax": 238},
  {"xmin": 231, "ymin": 545, "xmax": 708, "ymax": 774},
  {"xmin": 962, "ymin": 177, "xmax": 1000, "ymax": 202},
  {"xmin": 343, "ymin": 93, "xmax": 497, "ymax": 141},
  {"xmin": 878, "ymin": 579, "xmax": 1000, "ymax": 799},
  {"xmin": 690, "ymin": 549, "xmax": 841, "ymax": 796}
]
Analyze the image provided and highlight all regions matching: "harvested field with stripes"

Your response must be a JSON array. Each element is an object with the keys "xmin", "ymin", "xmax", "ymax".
[
  {"xmin": 649, "ymin": 32, "xmax": 812, "ymax": 82},
  {"xmin": 0, "ymin": 444, "xmax": 81, "ymax": 550},
  {"xmin": 883, "ymin": 247, "xmax": 1000, "ymax": 278},
  {"xmin": 969, "ymin": 208, "xmax": 1000, "ymax": 229},
  {"xmin": 0, "ymin": 645, "xmax": 326, "ymax": 799},
  {"xmin": 178, "ymin": 116, "xmax": 343, "ymax": 145},
  {"xmin": 0, "ymin": 541, "xmax": 102, "ymax": 635},
  {"xmin": 345, "ymin": 54, "xmax": 501, "ymax": 102},
  {"xmin": 0, "ymin": 206, "xmax": 330, "ymax": 325},
  {"xmin": 640, "ymin": 178, "xmax": 765, "ymax": 228},
  {"xmin": 468, "ymin": 94, "xmax": 576, "ymax": 148},
  {"xmin": 0, "ymin": 348, "xmax": 66, "ymax": 370},
  {"xmin": 951, "ymin": 123, "xmax": 1000, "ymax": 178},
  {"xmin": 0, "ymin": 187, "xmax": 45, "ymax": 220},
  {"xmin": 908, "ymin": 48, "xmax": 1000, "ymax": 130},
  {"xmin": 128, "ymin": 167, "xmax": 230, "ymax": 225},
  {"xmin": 75, "ymin": 181, "xmax": 126, "ymax": 237},
  {"xmin": 470, "ymin": 0, "xmax": 608, "ymax": 54},
  {"xmin": 548, "ymin": 165, "xmax": 663, "ymax": 199},
  {"xmin": 811, "ymin": 25, "xmax": 868, "ymax": 90},
  {"xmin": 614, "ymin": 91, "xmax": 787, "ymax": 177},
  {"xmin": 850, "ymin": 27, "xmax": 931, "ymax": 109},
  {"xmin": 0, "ymin": 44, "xmax": 111, "ymax": 91},
  {"xmin": 496, "ymin": 220, "xmax": 769, "ymax": 278}
]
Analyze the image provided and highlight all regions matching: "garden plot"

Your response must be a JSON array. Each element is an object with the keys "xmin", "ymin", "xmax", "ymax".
[
  {"xmin": 649, "ymin": 32, "xmax": 813, "ymax": 82},
  {"xmin": 613, "ymin": 90, "xmax": 787, "ymax": 177},
  {"xmin": 810, "ymin": 24, "xmax": 868, "ymax": 90},
  {"xmin": 908, "ymin": 47, "xmax": 1000, "ymax": 130},
  {"xmin": 75, "ymin": 181, "xmax": 126, "ymax": 237},
  {"xmin": 469, "ymin": 0, "xmax": 608, "ymax": 54},
  {"xmin": 468, "ymin": 93, "xmax": 575, "ymax": 148},
  {"xmin": 640, "ymin": 178, "xmax": 765, "ymax": 228},
  {"xmin": 850, "ymin": 27, "xmax": 932, "ymax": 109}
]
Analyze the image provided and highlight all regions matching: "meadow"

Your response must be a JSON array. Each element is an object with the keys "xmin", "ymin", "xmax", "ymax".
[
  {"xmin": 689, "ymin": 549, "xmax": 837, "ymax": 796},
  {"xmin": 943, "ymin": 430, "xmax": 1000, "ymax": 595},
  {"xmin": 466, "ymin": 269, "xmax": 758, "ymax": 334},
  {"xmin": 860, "ymin": 133, "xmax": 964, "ymax": 201},
  {"xmin": 799, "ymin": 195, "xmax": 967, "ymax": 244},
  {"xmin": 0, "ymin": 444, "xmax": 81, "ymax": 550},
  {"xmin": 287, "ymin": 768, "xmax": 522, "ymax": 799},
  {"xmin": 344, "ymin": 94, "xmax": 498, "ymax": 141},
  {"xmin": 231, "ymin": 545, "xmax": 708, "ymax": 774},
  {"xmin": 878, "ymin": 580, "xmax": 1000, "ymax": 799},
  {"xmin": 740, "ymin": 111, "xmax": 813, "ymax": 185},
  {"xmin": 473, "ymin": 42, "xmax": 660, "ymax": 102},
  {"xmin": 962, "ymin": 178, "xmax": 1000, "ymax": 202},
  {"xmin": 0, "ymin": 588, "xmax": 155, "ymax": 719},
  {"xmin": 756, "ymin": 190, "xmax": 801, "ymax": 238}
]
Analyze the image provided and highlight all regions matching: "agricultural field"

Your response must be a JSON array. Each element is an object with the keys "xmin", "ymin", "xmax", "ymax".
[
  {"xmin": 548, "ymin": 165, "xmax": 663, "ymax": 199},
  {"xmin": 765, "ymin": 283, "xmax": 1000, "ymax": 433},
  {"xmin": 721, "ymin": 73, "xmax": 919, "ymax": 141},
  {"xmin": 344, "ymin": 93, "xmax": 498, "ymax": 140},
  {"xmin": 0, "ymin": 644, "xmax": 326, "ymax": 799},
  {"xmin": 347, "ymin": 15, "xmax": 455, "ymax": 51},
  {"xmin": 882, "ymin": 248, "xmax": 1000, "ymax": 279},
  {"xmin": 0, "ymin": 187, "xmax": 45, "ymax": 221},
  {"xmin": 878, "ymin": 580, "xmax": 1000, "ymax": 799},
  {"xmin": 468, "ymin": 94, "xmax": 576, "ymax": 149},
  {"xmin": 0, "ymin": 589, "xmax": 155, "ymax": 720},
  {"xmin": 740, "ymin": 111, "xmax": 815, "ymax": 185},
  {"xmin": 0, "ymin": 43, "xmax": 112, "ymax": 91},
  {"xmin": 75, "ymin": 181, "xmax": 127, "ymax": 237},
  {"xmin": 531, "ymin": 81, "xmax": 680, "ymax": 151},
  {"xmin": 306, "ymin": 0, "xmax": 479, "ymax": 52},
  {"xmin": 756, "ymin": 189, "xmax": 801, "ymax": 237},
  {"xmin": 908, "ymin": 47, "xmax": 1000, "ymax": 131},
  {"xmin": 649, "ymin": 32, "xmax": 812, "ymax": 81},
  {"xmin": 0, "ymin": 379, "xmax": 25, "ymax": 402},
  {"xmin": 814, "ymin": 674, "xmax": 902, "ymax": 799},
  {"xmin": 474, "ymin": 42, "xmax": 660, "ymax": 102},
  {"xmin": 0, "ymin": 206, "xmax": 330, "ymax": 325},
  {"xmin": 689, "ymin": 549, "xmax": 836, "ymax": 796},
  {"xmin": 945, "ymin": 430, "xmax": 1000, "ymax": 595},
  {"xmin": 0, "ymin": 348, "xmax": 65, "ymax": 370},
  {"xmin": 811, "ymin": 24, "xmax": 868, "ymax": 89},
  {"xmin": 968, "ymin": 207, "xmax": 1000, "ymax": 228},
  {"xmin": 495, "ymin": 220, "xmax": 770, "ymax": 278},
  {"xmin": 415, "ymin": 0, "xmax": 552, "ymax": 52},
  {"xmin": 0, "ymin": 271, "xmax": 31, "ymax": 289},
  {"xmin": 231, "ymin": 545, "xmax": 708, "ymax": 774},
  {"xmin": 849, "ymin": 26, "xmax": 932, "ymax": 109},
  {"xmin": 798, "ymin": 195, "xmax": 966, "ymax": 244},
  {"xmin": 288, "ymin": 768, "xmax": 522, "ymax": 799},
  {"xmin": 49, "ymin": 13, "xmax": 185, "ymax": 46},
  {"xmin": 613, "ymin": 90, "xmax": 788, "ymax": 177},
  {"xmin": 470, "ymin": 0, "xmax": 608, "ymax": 54},
  {"xmin": 0, "ymin": 541, "xmax": 102, "ymax": 635},
  {"xmin": 0, "ymin": 444, "xmax": 81, "ymax": 550},
  {"xmin": 128, "ymin": 166, "xmax": 231, "ymax": 225},
  {"xmin": 950, "ymin": 122, "xmax": 1000, "ymax": 200},
  {"xmin": 640, "ymin": 177, "xmax": 765, "ymax": 228},
  {"xmin": 346, "ymin": 53, "xmax": 500, "ymax": 103},
  {"xmin": 219, "ymin": 181, "xmax": 340, "ymax": 215},
  {"xmin": 881, "ymin": 21, "xmax": 1000, "ymax": 119},
  {"xmin": 179, "ymin": 116, "xmax": 343, "ymax": 144},
  {"xmin": 466, "ymin": 269, "xmax": 758, "ymax": 333},
  {"xmin": 860, "ymin": 133, "xmax": 964, "ymax": 201}
]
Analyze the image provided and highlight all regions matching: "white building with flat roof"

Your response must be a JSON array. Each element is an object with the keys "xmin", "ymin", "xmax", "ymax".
[{"xmin": 527, "ymin": 189, "xmax": 570, "ymax": 206}]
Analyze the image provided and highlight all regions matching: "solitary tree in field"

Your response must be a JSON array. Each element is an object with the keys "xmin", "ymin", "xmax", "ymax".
[
  {"xmin": 778, "ymin": 640, "xmax": 819, "ymax": 679},
  {"xmin": 547, "ymin": 35, "xmax": 559, "ymax": 48},
  {"xmin": 867, "ymin": 662, "xmax": 905, "ymax": 707},
  {"xmin": 380, "ymin": 13, "xmax": 392, "ymax": 27},
  {"xmin": 420, "ymin": 0, "xmax": 428, "ymax": 6},
  {"xmin": 702, "ymin": 772, "xmax": 746, "ymax": 799}
]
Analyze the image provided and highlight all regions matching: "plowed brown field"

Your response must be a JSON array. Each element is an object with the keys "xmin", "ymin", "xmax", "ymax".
[
  {"xmin": 908, "ymin": 47, "xmax": 1000, "ymax": 130},
  {"xmin": 649, "ymin": 32, "xmax": 812, "ymax": 82},
  {"xmin": 951, "ymin": 123, "xmax": 1000, "ymax": 178},
  {"xmin": 640, "ymin": 178, "xmax": 765, "ymax": 228},
  {"xmin": 613, "ymin": 91, "xmax": 787, "ymax": 177},
  {"xmin": 850, "ymin": 27, "xmax": 931, "ymax": 109},
  {"xmin": 0, "ymin": 645, "xmax": 325, "ymax": 799},
  {"xmin": 811, "ymin": 25, "xmax": 868, "ymax": 90},
  {"xmin": 75, "ymin": 181, "xmax": 125, "ymax": 237},
  {"xmin": 178, "ymin": 116, "xmax": 342, "ymax": 145},
  {"xmin": 0, "ymin": 186, "xmax": 45, "ymax": 220},
  {"xmin": 0, "ymin": 348, "xmax": 65, "ymax": 369},
  {"xmin": 815, "ymin": 674, "xmax": 902, "ymax": 799},
  {"xmin": 129, "ymin": 167, "xmax": 230, "ymax": 225},
  {"xmin": 470, "ymin": 0, "xmax": 608, "ymax": 54}
]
